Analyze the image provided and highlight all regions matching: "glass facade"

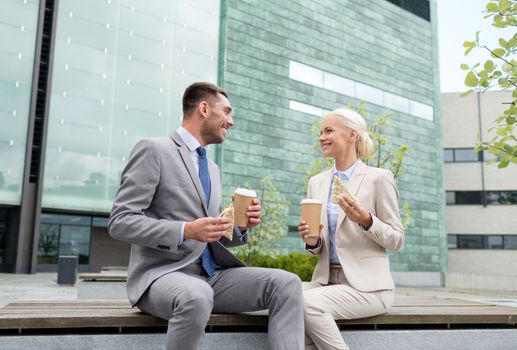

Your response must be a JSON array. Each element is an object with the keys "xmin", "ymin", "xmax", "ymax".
[
  {"xmin": 37, "ymin": 212, "xmax": 109, "ymax": 265},
  {"xmin": 0, "ymin": 0, "xmax": 40, "ymax": 205},
  {"xmin": 42, "ymin": 0, "xmax": 221, "ymax": 212}
]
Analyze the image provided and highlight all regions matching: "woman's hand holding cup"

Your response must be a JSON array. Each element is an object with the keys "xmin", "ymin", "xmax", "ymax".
[{"xmin": 298, "ymin": 220, "xmax": 323, "ymax": 247}]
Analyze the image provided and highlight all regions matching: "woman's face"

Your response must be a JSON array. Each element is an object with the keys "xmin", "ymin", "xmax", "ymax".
[{"xmin": 319, "ymin": 114, "xmax": 356, "ymax": 158}]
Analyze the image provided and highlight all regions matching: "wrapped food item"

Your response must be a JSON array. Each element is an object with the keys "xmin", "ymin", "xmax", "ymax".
[
  {"xmin": 331, "ymin": 175, "xmax": 357, "ymax": 204},
  {"xmin": 220, "ymin": 204, "xmax": 234, "ymax": 240}
]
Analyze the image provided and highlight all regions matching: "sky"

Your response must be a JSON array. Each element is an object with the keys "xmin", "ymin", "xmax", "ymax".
[{"xmin": 436, "ymin": 0, "xmax": 513, "ymax": 93}]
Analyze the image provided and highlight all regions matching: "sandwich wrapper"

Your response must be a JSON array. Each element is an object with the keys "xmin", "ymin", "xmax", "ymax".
[
  {"xmin": 220, "ymin": 203, "xmax": 234, "ymax": 240},
  {"xmin": 331, "ymin": 175, "xmax": 357, "ymax": 204}
]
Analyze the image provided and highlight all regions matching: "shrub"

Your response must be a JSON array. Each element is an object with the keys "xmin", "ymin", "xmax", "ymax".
[{"xmin": 236, "ymin": 252, "xmax": 318, "ymax": 282}]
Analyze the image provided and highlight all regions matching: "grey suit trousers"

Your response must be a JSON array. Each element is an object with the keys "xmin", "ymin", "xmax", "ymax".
[{"xmin": 137, "ymin": 265, "xmax": 304, "ymax": 350}]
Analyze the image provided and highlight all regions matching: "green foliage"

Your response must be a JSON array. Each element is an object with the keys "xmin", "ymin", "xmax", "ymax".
[
  {"xmin": 300, "ymin": 103, "xmax": 412, "ymax": 228},
  {"xmin": 462, "ymin": 0, "xmax": 517, "ymax": 168},
  {"xmin": 235, "ymin": 253, "xmax": 318, "ymax": 281},
  {"xmin": 231, "ymin": 177, "xmax": 290, "ymax": 265}
]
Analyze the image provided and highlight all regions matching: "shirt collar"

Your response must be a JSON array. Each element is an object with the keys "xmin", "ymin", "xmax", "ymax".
[
  {"xmin": 332, "ymin": 160, "xmax": 358, "ymax": 180},
  {"xmin": 177, "ymin": 126, "xmax": 201, "ymax": 152}
]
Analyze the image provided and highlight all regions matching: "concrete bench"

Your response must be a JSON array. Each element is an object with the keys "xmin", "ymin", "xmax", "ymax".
[{"xmin": 1, "ymin": 295, "xmax": 517, "ymax": 350}]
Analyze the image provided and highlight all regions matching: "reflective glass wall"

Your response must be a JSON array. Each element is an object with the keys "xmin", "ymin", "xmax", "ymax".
[
  {"xmin": 0, "ymin": 0, "xmax": 40, "ymax": 205},
  {"xmin": 42, "ymin": 0, "xmax": 220, "ymax": 212}
]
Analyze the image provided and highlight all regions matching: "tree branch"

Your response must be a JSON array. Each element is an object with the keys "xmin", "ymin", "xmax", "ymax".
[{"xmin": 482, "ymin": 45, "xmax": 514, "ymax": 66}]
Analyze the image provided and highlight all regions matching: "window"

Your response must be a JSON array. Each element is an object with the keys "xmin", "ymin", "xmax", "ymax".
[
  {"xmin": 487, "ymin": 235, "xmax": 503, "ymax": 249},
  {"xmin": 486, "ymin": 191, "xmax": 517, "ymax": 205},
  {"xmin": 287, "ymin": 60, "xmax": 434, "ymax": 121},
  {"xmin": 448, "ymin": 234, "xmax": 457, "ymax": 249},
  {"xmin": 504, "ymin": 236, "xmax": 517, "ymax": 249},
  {"xmin": 457, "ymin": 235, "xmax": 483, "ymax": 249},
  {"xmin": 443, "ymin": 149, "xmax": 454, "ymax": 162},
  {"xmin": 289, "ymin": 100, "xmax": 324, "ymax": 117},
  {"xmin": 289, "ymin": 61, "xmax": 323, "ymax": 87},
  {"xmin": 37, "ymin": 213, "xmax": 92, "ymax": 265},
  {"xmin": 449, "ymin": 191, "xmax": 483, "ymax": 205},
  {"xmin": 445, "ymin": 191, "xmax": 456, "ymax": 205},
  {"xmin": 386, "ymin": 0, "xmax": 430, "ymax": 21},
  {"xmin": 443, "ymin": 148, "xmax": 482, "ymax": 162},
  {"xmin": 449, "ymin": 234, "xmax": 517, "ymax": 249},
  {"xmin": 454, "ymin": 148, "xmax": 481, "ymax": 162},
  {"xmin": 323, "ymin": 72, "xmax": 355, "ymax": 97}
]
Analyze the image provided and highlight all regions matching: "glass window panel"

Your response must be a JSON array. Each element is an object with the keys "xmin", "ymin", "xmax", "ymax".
[
  {"xmin": 443, "ymin": 149, "xmax": 454, "ymax": 162},
  {"xmin": 409, "ymin": 100, "xmax": 434, "ymax": 121},
  {"xmin": 176, "ymin": 1, "xmax": 219, "ymax": 36},
  {"xmin": 0, "ymin": 209, "xmax": 7, "ymax": 265},
  {"xmin": 289, "ymin": 61, "xmax": 323, "ymax": 87},
  {"xmin": 0, "ymin": 0, "xmax": 39, "ymax": 205},
  {"xmin": 454, "ymin": 148, "xmax": 480, "ymax": 162},
  {"xmin": 487, "ymin": 235, "xmax": 503, "ymax": 249},
  {"xmin": 447, "ymin": 234, "xmax": 457, "ymax": 249},
  {"xmin": 445, "ymin": 191, "xmax": 456, "ymax": 205},
  {"xmin": 486, "ymin": 191, "xmax": 517, "ymax": 205},
  {"xmin": 44, "ymin": 0, "xmax": 219, "ymax": 213},
  {"xmin": 55, "ymin": 15, "xmax": 118, "ymax": 50},
  {"xmin": 92, "ymin": 217, "xmax": 109, "ymax": 228},
  {"xmin": 457, "ymin": 235, "xmax": 483, "ymax": 249},
  {"xmin": 289, "ymin": 100, "xmax": 323, "ymax": 117},
  {"xmin": 59, "ymin": 225, "xmax": 91, "ymax": 264},
  {"xmin": 454, "ymin": 191, "xmax": 482, "ymax": 205},
  {"xmin": 41, "ymin": 213, "xmax": 91, "ymax": 226},
  {"xmin": 503, "ymin": 236, "xmax": 517, "ymax": 249},
  {"xmin": 323, "ymin": 72, "xmax": 355, "ymax": 96},
  {"xmin": 37, "ymin": 224, "xmax": 60, "ymax": 264},
  {"xmin": 355, "ymin": 82, "xmax": 383, "ymax": 105},
  {"xmin": 384, "ymin": 92, "xmax": 410, "ymax": 113}
]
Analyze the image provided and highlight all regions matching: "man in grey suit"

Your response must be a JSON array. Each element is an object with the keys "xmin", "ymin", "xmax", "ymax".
[{"xmin": 108, "ymin": 82, "xmax": 304, "ymax": 350}]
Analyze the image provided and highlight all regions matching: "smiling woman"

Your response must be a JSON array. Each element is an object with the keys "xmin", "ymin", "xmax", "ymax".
[{"xmin": 297, "ymin": 108, "xmax": 404, "ymax": 350}]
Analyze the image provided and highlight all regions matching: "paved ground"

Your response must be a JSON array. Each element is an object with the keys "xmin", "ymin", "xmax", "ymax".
[{"xmin": 1, "ymin": 273, "xmax": 516, "ymax": 308}]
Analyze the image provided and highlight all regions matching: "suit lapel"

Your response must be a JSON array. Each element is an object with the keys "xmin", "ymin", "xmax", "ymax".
[
  {"xmin": 317, "ymin": 169, "xmax": 333, "ymax": 245},
  {"xmin": 336, "ymin": 159, "xmax": 368, "ymax": 229},
  {"xmin": 207, "ymin": 160, "xmax": 220, "ymax": 213},
  {"xmin": 171, "ymin": 133, "xmax": 208, "ymax": 215}
]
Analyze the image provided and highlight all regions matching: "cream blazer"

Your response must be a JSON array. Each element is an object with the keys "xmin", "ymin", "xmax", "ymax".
[{"xmin": 306, "ymin": 160, "xmax": 404, "ymax": 292}]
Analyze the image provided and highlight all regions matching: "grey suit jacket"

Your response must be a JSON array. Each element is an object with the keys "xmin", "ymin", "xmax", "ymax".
[{"xmin": 108, "ymin": 132, "xmax": 246, "ymax": 306}]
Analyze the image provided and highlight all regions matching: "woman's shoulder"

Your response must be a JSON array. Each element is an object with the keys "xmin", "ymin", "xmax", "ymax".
[
  {"xmin": 309, "ymin": 168, "xmax": 333, "ymax": 184},
  {"xmin": 365, "ymin": 164, "xmax": 394, "ymax": 181}
]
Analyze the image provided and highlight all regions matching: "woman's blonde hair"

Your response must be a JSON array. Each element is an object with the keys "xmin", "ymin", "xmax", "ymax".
[{"xmin": 328, "ymin": 108, "xmax": 373, "ymax": 159}]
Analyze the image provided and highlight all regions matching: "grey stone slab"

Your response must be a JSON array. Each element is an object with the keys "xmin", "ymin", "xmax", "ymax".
[{"xmin": 2, "ymin": 329, "xmax": 517, "ymax": 350}]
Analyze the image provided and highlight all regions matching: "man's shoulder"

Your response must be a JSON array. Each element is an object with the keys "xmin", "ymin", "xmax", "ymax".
[{"xmin": 134, "ymin": 137, "xmax": 175, "ymax": 151}]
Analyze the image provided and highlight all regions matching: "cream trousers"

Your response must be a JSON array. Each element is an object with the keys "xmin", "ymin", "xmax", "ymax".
[{"xmin": 303, "ymin": 266, "xmax": 394, "ymax": 350}]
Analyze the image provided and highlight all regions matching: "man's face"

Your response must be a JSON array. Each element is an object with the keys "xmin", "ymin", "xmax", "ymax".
[{"xmin": 201, "ymin": 93, "xmax": 234, "ymax": 145}]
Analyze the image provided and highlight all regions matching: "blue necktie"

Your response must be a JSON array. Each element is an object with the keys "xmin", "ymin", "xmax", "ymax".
[{"xmin": 196, "ymin": 147, "xmax": 216, "ymax": 277}]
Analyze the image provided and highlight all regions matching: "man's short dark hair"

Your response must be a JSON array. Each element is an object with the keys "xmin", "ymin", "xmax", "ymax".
[{"xmin": 182, "ymin": 82, "xmax": 228, "ymax": 117}]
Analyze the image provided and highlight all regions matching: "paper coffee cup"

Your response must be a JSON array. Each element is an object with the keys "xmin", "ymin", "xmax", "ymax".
[
  {"xmin": 234, "ymin": 188, "xmax": 257, "ymax": 227},
  {"xmin": 301, "ymin": 199, "xmax": 322, "ymax": 236}
]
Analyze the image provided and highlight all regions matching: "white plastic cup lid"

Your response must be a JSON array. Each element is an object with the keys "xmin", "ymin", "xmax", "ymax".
[
  {"xmin": 234, "ymin": 188, "xmax": 257, "ymax": 197},
  {"xmin": 300, "ymin": 199, "xmax": 322, "ymax": 205}
]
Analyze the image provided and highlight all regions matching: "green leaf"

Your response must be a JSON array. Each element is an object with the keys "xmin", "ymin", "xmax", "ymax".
[
  {"xmin": 463, "ymin": 41, "xmax": 475, "ymax": 48},
  {"xmin": 512, "ymin": 88, "xmax": 517, "ymax": 98},
  {"xmin": 460, "ymin": 63, "xmax": 469, "ymax": 70},
  {"xmin": 464, "ymin": 47, "xmax": 474, "ymax": 56},
  {"xmin": 499, "ymin": 38, "xmax": 508, "ymax": 48},
  {"xmin": 465, "ymin": 71, "xmax": 479, "ymax": 87},
  {"xmin": 496, "ymin": 126, "xmax": 507, "ymax": 136},
  {"xmin": 492, "ymin": 48, "xmax": 506, "ymax": 58},
  {"xmin": 498, "ymin": 159, "xmax": 509, "ymax": 169},
  {"xmin": 484, "ymin": 60, "xmax": 495, "ymax": 72},
  {"xmin": 486, "ymin": 2, "xmax": 498, "ymax": 11},
  {"xmin": 507, "ymin": 116, "xmax": 516, "ymax": 125}
]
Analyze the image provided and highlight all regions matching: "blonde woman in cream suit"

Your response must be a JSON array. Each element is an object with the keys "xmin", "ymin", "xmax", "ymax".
[{"xmin": 298, "ymin": 108, "xmax": 404, "ymax": 350}]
